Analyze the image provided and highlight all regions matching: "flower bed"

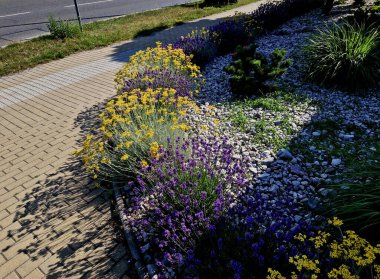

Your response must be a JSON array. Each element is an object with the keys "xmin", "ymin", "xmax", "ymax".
[{"xmin": 77, "ymin": 0, "xmax": 380, "ymax": 277}]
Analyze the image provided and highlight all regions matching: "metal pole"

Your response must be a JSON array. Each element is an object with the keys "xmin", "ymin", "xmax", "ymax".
[{"xmin": 73, "ymin": 0, "xmax": 83, "ymax": 31}]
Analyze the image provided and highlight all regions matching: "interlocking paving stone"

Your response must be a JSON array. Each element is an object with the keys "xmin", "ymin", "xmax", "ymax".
[{"xmin": 0, "ymin": 1, "xmax": 266, "ymax": 278}]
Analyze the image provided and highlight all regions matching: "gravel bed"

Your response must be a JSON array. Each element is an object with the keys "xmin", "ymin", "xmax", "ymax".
[
  {"xmin": 119, "ymin": 7, "xmax": 380, "ymax": 275},
  {"xmin": 195, "ymin": 9, "xmax": 380, "ymax": 228}
]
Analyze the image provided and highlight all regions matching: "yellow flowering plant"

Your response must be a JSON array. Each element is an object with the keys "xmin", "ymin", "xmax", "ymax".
[
  {"xmin": 114, "ymin": 42, "xmax": 202, "ymax": 95},
  {"xmin": 75, "ymin": 87, "xmax": 198, "ymax": 181},
  {"xmin": 267, "ymin": 218, "xmax": 380, "ymax": 279}
]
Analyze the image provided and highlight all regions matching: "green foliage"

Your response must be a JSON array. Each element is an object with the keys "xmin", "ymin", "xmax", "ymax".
[
  {"xmin": 202, "ymin": 0, "xmax": 237, "ymax": 7},
  {"xmin": 230, "ymin": 109, "xmax": 248, "ymax": 131},
  {"xmin": 248, "ymin": 97, "xmax": 285, "ymax": 112},
  {"xmin": 372, "ymin": 5, "xmax": 380, "ymax": 13},
  {"xmin": 0, "ymin": 0, "xmax": 259, "ymax": 77},
  {"xmin": 47, "ymin": 16, "xmax": 80, "ymax": 39},
  {"xmin": 304, "ymin": 21, "xmax": 380, "ymax": 91},
  {"xmin": 328, "ymin": 146, "xmax": 380, "ymax": 241},
  {"xmin": 224, "ymin": 44, "xmax": 291, "ymax": 96}
]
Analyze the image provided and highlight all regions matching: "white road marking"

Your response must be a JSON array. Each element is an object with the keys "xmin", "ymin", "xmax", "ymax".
[
  {"xmin": 0, "ymin": 12, "xmax": 31, "ymax": 18},
  {"xmin": 64, "ymin": 0, "xmax": 113, "ymax": 8}
]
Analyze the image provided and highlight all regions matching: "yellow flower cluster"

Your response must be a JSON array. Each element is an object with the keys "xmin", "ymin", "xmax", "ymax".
[
  {"xmin": 327, "ymin": 265, "xmax": 357, "ymax": 279},
  {"xmin": 330, "ymin": 230, "xmax": 380, "ymax": 267},
  {"xmin": 295, "ymin": 231, "xmax": 331, "ymax": 249},
  {"xmin": 267, "ymin": 268, "xmax": 286, "ymax": 279},
  {"xmin": 329, "ymin": 217, "xmax": 344, "ymax": 227},
  {"xmin": 267, "ymin": 218, "xmax": 380, "ymax": 279},
  {"xmin": 180, "ymin": 27, "xmax": 211, "ymax": 42},
  {"xmin": 289, "ymin": 255, "xmax": 320, "ymax": 274},
  {"xmin": 114, "ymin": 42, "xmax": 202, "ymax": 93},
  {"xmin": 76, "ymin": 87, "xmax": 197, "ymax": 180},
  {"xmin": 100, "ymin": 88, "xmax": 197, "ymax": 135}
]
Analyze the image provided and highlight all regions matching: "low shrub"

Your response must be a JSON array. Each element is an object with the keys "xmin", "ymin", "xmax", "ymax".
[
  {"xmin": 173, "ymin": 28, "xmax": 218, "ymax": 68},
  {"xmin": 127, "ymin": 136, "xmax": 247, "ymax": 274},
  {"xmin": 187, "ymin": 191, "xmax": 316, "ymax": 278},
  {"xmin": 304, "ymin": 21, "xmax": 380, "ymax": 90},
  {"xmin": 209, "ymin": 16, "xmax": 256, "ymax": 54},
  {"xmin": 115, "ymin": 42, "xmax": 202, "ymax": 94},
  {"xmin": 224, "ymin": 44, "xmax": 291, "ymax": 96},
  {"xmin": 47, "ymin": 16, "xmax": 80, "ymax": 39},
  {"xmin": 249, "ymin": 0, "xmax": 324, "ymax": 31},
  {"xmin": 120, "ymin": 68, "xmax": 197, "ymax": 97},
  {"xmin": 75, "ymin": 88, "xmax": 197, "ymax": 181},
  {"xmin": 327, "ymin": 147, "xmax": 380, "ymax": 241}
]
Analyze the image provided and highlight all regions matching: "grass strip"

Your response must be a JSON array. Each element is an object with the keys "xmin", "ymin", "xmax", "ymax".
[{"xmin": 0, "ymin": 0, "xmax": 258, "ymax": 77}]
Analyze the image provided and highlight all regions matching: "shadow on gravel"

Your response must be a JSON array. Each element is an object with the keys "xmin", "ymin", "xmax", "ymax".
[{"xmin": 3, "ymin": 102, "xmax": 134, "ymax": 278}]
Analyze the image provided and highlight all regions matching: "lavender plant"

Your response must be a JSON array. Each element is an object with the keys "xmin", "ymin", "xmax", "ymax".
[
  {"xmin": 249, "ymin": 0, "xmax": 324, "ymax": 31},
  {"xmin": 186, "ymin": 189, "xmax": 319, "ymax": 278},
  {"xmin": 209, "ymin": 17, "xmax": 256, "ymax": 54},
  {"xmin": 120, "ymin": 68, "xmax": 197, "ymax": 98},
  {"xmin": 173, "ymin": 28, "xmax": 218, "ymax": 68},
  {"xmin": 127, "ymin": 136, "xmax": 247, "ymax": 274}
]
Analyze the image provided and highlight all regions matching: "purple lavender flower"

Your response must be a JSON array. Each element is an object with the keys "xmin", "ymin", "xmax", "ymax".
[
  {"xmin": 120, "ymin": 68, "xmax": 196, "ymax": 98},
  {"xmin": 209, "ymin": 17, "xmax": 254, "ymax": 54},
  {"xmin": 173, "ymin": 35, "xmax": 218, "ymax": 68},
  {"xmin": 127, "ymin": 136, "xmax": 247, "ymax": 274}
]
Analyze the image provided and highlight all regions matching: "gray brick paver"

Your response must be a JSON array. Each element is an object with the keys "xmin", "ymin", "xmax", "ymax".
[{"xmin": 0, "ymin": 2, "xmax": 266, "ymax": 278}]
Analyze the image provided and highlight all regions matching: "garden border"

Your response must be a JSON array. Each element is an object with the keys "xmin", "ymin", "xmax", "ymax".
[
  {"xmin": 112, "ymin": 181, "xmax": 157, "ymax": 278},
  {"xmin": 103, "ymin": 0, "xmax": 330, "ymax": 276}
]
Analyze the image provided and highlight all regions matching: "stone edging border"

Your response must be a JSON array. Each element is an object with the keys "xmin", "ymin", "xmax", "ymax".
[{"xmin": 112, "ymin": 181, "xmax": 157, "ymax": 278}]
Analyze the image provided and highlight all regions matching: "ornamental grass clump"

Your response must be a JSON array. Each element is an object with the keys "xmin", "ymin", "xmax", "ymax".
[
  {"xmin": 173, "ymin": 28, "xmax": 218, "ymax": 68},
  {"xmin": 127, "ymin": 136, "xmax": 247, "ymax": 274},
  {"xmin": 304, "ymin": 21, "xmax": 380, "ymax": 91},
  {"xmin": 327, "ymin": 147, "xmax": 380, "ymax": 240},
  {"xmin": 115, "ymin": 42, "xmax": 202, "ymax": 95},
  {"xmin": 75, "ymin": 88, "xmax": 198, "ymax": 181}
]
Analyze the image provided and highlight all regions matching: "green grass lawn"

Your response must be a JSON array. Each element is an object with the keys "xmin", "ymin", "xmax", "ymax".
[{"xmin": 0, "ymin": 0, "xmax": 258, "ymax": 77}]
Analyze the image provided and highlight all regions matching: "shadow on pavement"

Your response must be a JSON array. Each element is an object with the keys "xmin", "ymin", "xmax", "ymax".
[
  {"xmin": 3, "ymin": 101, "xmax": 134, "ymax": 278},
  {"xmin": 108, "ymin": 18, "xmax": 221, "ymax": 64}
]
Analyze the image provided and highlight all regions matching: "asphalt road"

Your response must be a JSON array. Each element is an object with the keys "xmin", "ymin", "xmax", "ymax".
[{"xmin": 0, "ymin": 0, "xmax": 195, "ymax": 47}]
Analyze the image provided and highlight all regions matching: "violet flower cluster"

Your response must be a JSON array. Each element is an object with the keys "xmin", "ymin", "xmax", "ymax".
[
  {"xmin": 173, "ymin": 31, "xmax": 218, "ymax": 68},
  {"xmin": 127, "ymin": 136, "xmax": 247, "ymax": 275},
  {"xmin": 209, "ymin": 18, "xmax": 253, "ymax": 54},
  {"xmin": 185, "ymin": 188, "xmax": 325, "ymax": 278},
  {"xmin": 120, "ymin": 68, "xmax": 197, "ymax": 99},
  {"xmin": 172, "ymin": 18, "xmax": 255, "ymax": 68}
]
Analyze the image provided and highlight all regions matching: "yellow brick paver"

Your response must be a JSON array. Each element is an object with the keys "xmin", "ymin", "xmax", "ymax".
[{"xmin": 0, "ymin": 1, "xmax": 266, "ymax": 278}]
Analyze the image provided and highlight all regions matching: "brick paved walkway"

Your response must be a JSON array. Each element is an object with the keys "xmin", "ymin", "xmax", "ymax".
[{"xmin": 0, "ymin": 2, "xmax": 265, "ymax": 278}]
